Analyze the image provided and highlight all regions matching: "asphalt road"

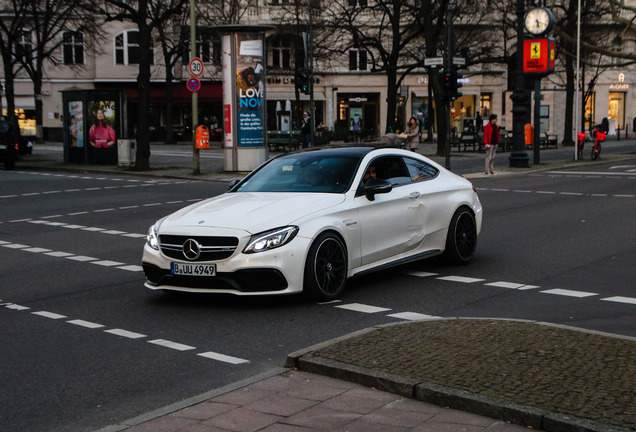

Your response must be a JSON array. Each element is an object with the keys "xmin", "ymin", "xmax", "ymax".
[{"xmin": 0, "ymin": 145, "xmax": 634, "ymax": 432}]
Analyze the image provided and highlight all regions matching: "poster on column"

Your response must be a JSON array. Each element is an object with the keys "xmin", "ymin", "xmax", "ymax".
[{"xmin": 235, "ymin": 33, "xmax": 265, "ymax": 147}]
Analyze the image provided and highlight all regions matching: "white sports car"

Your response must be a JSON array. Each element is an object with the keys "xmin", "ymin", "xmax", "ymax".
[{"xmin": 142, "ymin": 147, "xmax": 482, "ymax": 300}]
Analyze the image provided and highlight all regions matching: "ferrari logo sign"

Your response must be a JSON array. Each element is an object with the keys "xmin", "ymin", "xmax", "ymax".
[
  {"xmin": 523, "ymin": 38, "xmax": 555, "ymax": 75},
  {"xmin": 530, "ymin": 42, "xmax": 541, "ymax": 59}
]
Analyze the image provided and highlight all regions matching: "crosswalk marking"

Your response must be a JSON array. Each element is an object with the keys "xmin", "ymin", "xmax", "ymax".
[
  {"xmin": 541, "ymin": 289, "xmax": 597, "ymax": 298},
  {"xmin": 336, "ymin": 303, "xmax": 391, "ymax": 313}
]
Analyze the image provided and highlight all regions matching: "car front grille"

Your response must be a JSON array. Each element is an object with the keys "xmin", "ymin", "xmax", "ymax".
[{"xmin": 159, "ymin": 235, "xmax": 239, "ymax": 261}]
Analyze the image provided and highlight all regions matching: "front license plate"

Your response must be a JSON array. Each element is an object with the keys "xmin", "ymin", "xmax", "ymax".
[{"xmin": 171, "ymin": 263, "xmax": 216, "ymax": 276}]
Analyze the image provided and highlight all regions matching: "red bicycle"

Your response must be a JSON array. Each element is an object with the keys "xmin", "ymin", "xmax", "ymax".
[{"xmin": 577, "ymin": 128, "xmax": 606, "ymax": 160}]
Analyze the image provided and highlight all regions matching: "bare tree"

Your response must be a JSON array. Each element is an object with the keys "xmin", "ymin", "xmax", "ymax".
[
  {"xmin": 12, "ymin": 0, "xmax": 99, "ymax": 142},
  {"xmin": 92, "ymin": 0, "xmax": 187, "ymax": 170},
  {"xmin": 0, "ymin": 0, "xmax": 28, "ymax": 137}
]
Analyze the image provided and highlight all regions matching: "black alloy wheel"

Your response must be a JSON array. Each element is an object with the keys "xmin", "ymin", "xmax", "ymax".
[
  {"xmin": 442, "ymin": 207, "xmax": 477, "ymax": 265},
  {"xmin": 304, "ymin": 232, "xmax": 348, "ymax": 301}
]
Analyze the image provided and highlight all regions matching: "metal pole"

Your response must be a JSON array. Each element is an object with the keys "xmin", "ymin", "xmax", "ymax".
[
  {"xmin": 533, "ymin": 78, "xmax": 541, "ymax": 164},
  {"xmin": 444, "ymin": 0, "xmax": 454, "ymax": 171},
  {"xmin": 574, "ymin": 0, "xmax": 581, "ymax": 161},
  {"xmin": 190, "ymin": 0, "xmax": 200, "ymax": 174},
  {"xmin": 308, "ymin": 7, "xmax": 315, "ymax": 147}
]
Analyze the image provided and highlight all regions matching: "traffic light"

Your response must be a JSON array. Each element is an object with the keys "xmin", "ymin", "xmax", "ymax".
[
  {"xmin": 443, "ymin": 72, "xmax": 453, "ymax": 91},
  {"xmin": 451, "ymin": 70, "xmax": 463, "ymax": 100},
  {"xmin": 295, "ymin": 69, "xmax": 311, "ymax": 95}
]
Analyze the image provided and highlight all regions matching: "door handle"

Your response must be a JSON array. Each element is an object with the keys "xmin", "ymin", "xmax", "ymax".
[{"xmin": 409, "ymin": 192, "xmax": 421, "ymax": 199}]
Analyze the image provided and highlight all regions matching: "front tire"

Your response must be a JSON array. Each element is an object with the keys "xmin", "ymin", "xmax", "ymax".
[
  {"xmin": 303, "ymin": 232, "xmax": 348, "ymax": 301},
  {"xmin": 442, "ymin": 207, "xmax": 477, "ymax": 265},
  {"xmin": 591, "ymin": 143, "xmax": 601, "ymax": 160}
]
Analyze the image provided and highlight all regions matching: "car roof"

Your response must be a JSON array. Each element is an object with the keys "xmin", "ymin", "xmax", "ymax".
[{"xmin": 281, "ymin": 146, "xmax": 377, "ymax": 159}]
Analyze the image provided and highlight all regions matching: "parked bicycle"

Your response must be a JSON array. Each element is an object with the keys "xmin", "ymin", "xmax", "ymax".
[{"xmin": 577, "ymin": 128, "xmax": 606, "ymax": 160}]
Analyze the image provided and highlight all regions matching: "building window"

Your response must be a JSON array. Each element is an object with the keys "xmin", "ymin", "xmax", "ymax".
[
  {"xmin": 480, "ymin": 93, "xmax": 492, "ymax": 117},
  {"xmin": 16, "ymin": 29, "xmax": 33, "ymax": 61},
  {"xmin": 270, "ymin": 35, "xmax": 291, "ymax": 70},
  {"xmin": 63, "ymin": 31, "xmax": 84, "ymax": 65},
  {"xmin": 347, "ymin": 0, "xmax": 367, "ymax": 7},
  {"xmin": 269, "ymin": 0, "xmax": 292, "ymax": 4},
  {"xmin": 182, "ymin": 30, "xmax": 220, "ymax": 65},
  {"xmin": 349, "ymin": 49, "xmax": 367, "ymax": 71},
  {"xmin": 115, "ymin": 30, "xmax": 153, "ymax": 65}
]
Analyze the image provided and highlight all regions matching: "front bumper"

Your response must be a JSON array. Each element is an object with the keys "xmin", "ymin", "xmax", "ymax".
[{"xmin": 141, "ymin": 236, "xmax": 311, "ymax": 296}]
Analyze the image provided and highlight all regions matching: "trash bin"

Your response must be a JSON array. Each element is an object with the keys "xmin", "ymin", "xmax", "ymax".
[
  {"xmin": 524, "ymin": 123, "xmax": 534, "ymax": 147},
  {"xmin": 117, "ymin": 139, "xmax": 136, "ymax": 167}
]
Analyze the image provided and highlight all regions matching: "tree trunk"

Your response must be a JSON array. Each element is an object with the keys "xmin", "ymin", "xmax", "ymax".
[
  {"xmin": 134, "ymin": 0, "xmax": 152, "ymax": 170},
  {"xmin": 385, "ymin": 67, "xmax": 398, "ymax": 134}
]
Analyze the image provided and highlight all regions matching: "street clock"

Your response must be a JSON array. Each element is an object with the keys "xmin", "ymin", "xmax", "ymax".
[{"xmin": 524, "ymin": 7, "xmax": 554, "ymax": 36}]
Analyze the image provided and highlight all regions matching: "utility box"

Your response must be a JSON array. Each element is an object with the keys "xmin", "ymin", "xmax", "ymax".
[{"xmin": 117, "ymin": 139, "xmax": 136, "ymax": 167}]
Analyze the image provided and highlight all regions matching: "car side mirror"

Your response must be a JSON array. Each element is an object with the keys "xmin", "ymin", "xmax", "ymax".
[
  {"xmin": 364, "ymin": 178, "xmax": 392, "ymax": 201},
  {"xmin": 228, "ymin": 179, "xmax": 240, "ymax": 191}
]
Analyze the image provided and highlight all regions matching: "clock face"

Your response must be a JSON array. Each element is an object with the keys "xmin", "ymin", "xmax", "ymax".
[{"xmin": 525, "ymin": 7, "xmax": 553, "ymax": 35}]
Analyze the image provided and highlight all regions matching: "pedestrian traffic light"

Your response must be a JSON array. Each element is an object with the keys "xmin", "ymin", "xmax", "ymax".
[
  {"xmin": 443, "ymin": 72, "xmax": 452, "ymax": 91},
  {"xmin": 295, "ymin": 69, "xmax": 311, "ymax": 95}
]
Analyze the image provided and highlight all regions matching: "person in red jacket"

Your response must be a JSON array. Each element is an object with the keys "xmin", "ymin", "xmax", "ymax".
[{"xmin": 483, "ymin": 114, "xmax": 500, "ymax": 175}]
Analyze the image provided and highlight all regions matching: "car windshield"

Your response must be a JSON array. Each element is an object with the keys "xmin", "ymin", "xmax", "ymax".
[{"xmin": 236, "ymin": 152, "xmax": 361, "ymax": 193}]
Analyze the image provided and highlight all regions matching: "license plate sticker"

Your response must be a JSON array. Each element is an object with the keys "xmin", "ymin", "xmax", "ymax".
[{"xmin": 171, "ymin": 263, "xmax": 216, "ymax": 276}]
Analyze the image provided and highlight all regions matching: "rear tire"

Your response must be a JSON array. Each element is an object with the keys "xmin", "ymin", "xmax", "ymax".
[
  {"xmin": 442, "ymin": 207, "xmax": 477, "ymax": 265},
  {"xmin": 303, "ymin": 232, "xmax": 348, "ymax": 301}
]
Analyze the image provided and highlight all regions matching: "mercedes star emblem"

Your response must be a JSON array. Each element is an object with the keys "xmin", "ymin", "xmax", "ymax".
[{"xmin": 182, "ymin": 239, "xmax": 201, "ymax": 261}]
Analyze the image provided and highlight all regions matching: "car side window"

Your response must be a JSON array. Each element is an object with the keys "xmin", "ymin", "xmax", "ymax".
[{"xmin": 404, "ymin": 157, "xmax": 439, "ymax": 182}]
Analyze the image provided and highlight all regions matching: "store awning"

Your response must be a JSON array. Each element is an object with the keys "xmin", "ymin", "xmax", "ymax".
[{"xmin": 267, "ymin": 91, "xmax": 326, "ymax": 101}]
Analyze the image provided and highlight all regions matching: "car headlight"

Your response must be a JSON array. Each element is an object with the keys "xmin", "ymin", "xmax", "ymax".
[
  {"xmin": 147, "ymin": 225, "xmax": 159, "ymax": 250},
  {"xmin": 244, "ymin": 226, "xmax": 299, "ymax": 254}
]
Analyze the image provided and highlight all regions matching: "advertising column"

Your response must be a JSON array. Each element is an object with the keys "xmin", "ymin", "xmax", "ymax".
[{"xmin": 221, "ymin": 27, "xmax": 270, "ymax": 172}]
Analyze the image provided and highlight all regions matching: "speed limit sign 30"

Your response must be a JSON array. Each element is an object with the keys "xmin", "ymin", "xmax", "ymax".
[{"xmin": 189, "ymin": 57, "xmax": 204, "ymax": 77}]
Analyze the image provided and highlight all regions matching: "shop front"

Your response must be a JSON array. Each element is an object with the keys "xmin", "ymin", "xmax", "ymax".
[{"xmin": 335, "ymin": 93, "xmax": 380, "ymax": 141}]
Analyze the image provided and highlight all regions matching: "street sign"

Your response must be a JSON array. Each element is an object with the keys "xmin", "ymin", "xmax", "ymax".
[
  {"xmin": 187, "ymin": 77, "xmax": 201, "ymax": 92},
  {"xmin": 424, "ymin": 57, "xmax": 444, "ymax": 66},
  {"xmin": 189, "ymin": 57, "xmax": 204, "ymax": 77},
  {"xmin": 453, "ymin": 57, "xmax": 466, "ymax": 66}
]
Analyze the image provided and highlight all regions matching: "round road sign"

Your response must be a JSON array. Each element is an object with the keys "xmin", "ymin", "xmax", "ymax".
[
  {"xmin": 187, "ymin": 77, "xmax": 201, "ymax": 92},
  {"xmin": 189, "ymin": 57, "xmax": 204, "ymax": 77}
]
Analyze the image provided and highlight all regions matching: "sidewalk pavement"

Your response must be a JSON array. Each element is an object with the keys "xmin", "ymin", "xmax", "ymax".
[
  {"xmin": 15, "ymin": 143, "xmax": 636, "ymax": 432},
  {"xmin": 98, "ymin": 319, "xmax": 636, "ymax": 432}
]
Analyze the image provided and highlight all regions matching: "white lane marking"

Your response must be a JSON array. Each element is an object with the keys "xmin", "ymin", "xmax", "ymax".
[
  {"xmin": 6, "ymin": 304, "xmax": 30, "ymax": 311},
  {"xmin": 336, "ymin": 303, "xmax": 391, "ymax": 313},
  {"xmin": 105, "ymin": 329, "xmax": 147, "ymax": 339},
  {"xmin": 614, "ymin": 194, "xmax": 635, "ymax": 198},
  {"xmin": 32, "ymin": 311, "xmax": 67, "ymax": 319},
  {"xmin": 67, "ymin": 319, "xmax": 105, "ymax": 329},
  {"xmin": 2, "ymin": 243, "xmax": 29, "ymax": 249},
  {"xmin": 602, "ymin": 296, "xmax": 636, "ymax": 305},
  {"xmin": 541, "ymin": 289, "xmax": 597, "ymax": 298},
  {"xmin": 91, "ymin": 260, "xmax": 125, "ymax": 267},
  {"xmin": 148, "ymin": 339, "xmax": 196, "ymax": 351},
  {"xmin": 387, "ymin": 312, "xmax": 441, "ymax": 321},
  {"xmin": 437, "ymin": 275, "xmax": 485, "ymax": 284},
  {"xmin": 23, "ymin": 247, "xmax": 52, "ymax": 253},
  {"xmin": 548, "ymin": 170, "xmax": 636, "ymax": 176},
  {"xmin": 117, "ymin": 265, "xmax": 144, "ymax": 272},
  {"xmin": 401, "ymin": 271, "xmax": 438, "ymax": 278},
  {"xmin": 485, "ymin": 281, "xmax": 540, "ymax": 290},
  {"xmin": 45, "ymin": 251, "xmax": 74, "ymax": 257},
  {"xmin": 559, "ymin": 192, "xmax": 584, "ymax": 196},
  {"xmin": 197, "ymin": 352, "xmax": 250, "ymax": 364},
  {"xmin": 67, "ymin": 255, "xmax": 97, "ymax": 262}
]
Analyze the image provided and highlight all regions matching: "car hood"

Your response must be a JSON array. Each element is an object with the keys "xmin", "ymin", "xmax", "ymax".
[{"xmin": 160, "ymin": 192, "xmax": 346, "ymax": 234}]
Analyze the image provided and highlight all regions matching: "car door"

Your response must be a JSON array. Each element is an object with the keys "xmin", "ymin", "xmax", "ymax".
[{"xmin": 355, "ymin": 156, "xmax": 422, "ymax": 266}]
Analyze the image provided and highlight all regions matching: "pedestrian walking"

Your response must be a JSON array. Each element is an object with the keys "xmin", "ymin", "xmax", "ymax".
[
  {"xmin": 300, "ymin": 112, "xmax": 311, "ymax": 148},
  {"xmin": 405, "ymin": 117, "xmax": 419, "ymax": 151},
  {"xmin": 483, "ymin": 113, "xmax": 500, "ymax": 175}
]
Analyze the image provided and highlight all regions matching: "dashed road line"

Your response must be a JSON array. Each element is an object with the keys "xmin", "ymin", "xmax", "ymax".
[
  {"xmin": 3, "ymin": 303, "xmax": 250, "ymax": 364},
  {"xmin": 437, "ymin": 275, "xmax": 485, "ymax": 284},
  {"xmin": 540, "ymin": 288, "xmax": 598, "ymax": 298},
  {"xmin": 602, "ymin": 296, "xmax": 636, "ymax": 305},
  {"xmin": 387, "ymin": 312, "xmax": 440, "ymax": 321},
  {"xmin": 335, "ymin": 303, "xmax": 391, "ymax": 313},
  {"xmin": 1, "ymin": 240, "xmax": 143, "ymax": 272}
]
